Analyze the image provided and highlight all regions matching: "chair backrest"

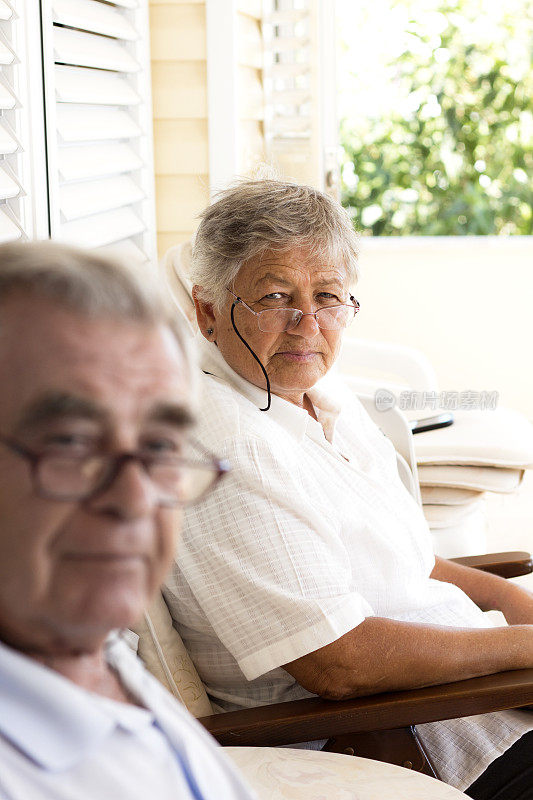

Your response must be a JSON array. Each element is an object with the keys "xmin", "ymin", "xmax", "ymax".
[{"xmin": 134, "ymin": 592, "xmax": 214, "ymax": 716}]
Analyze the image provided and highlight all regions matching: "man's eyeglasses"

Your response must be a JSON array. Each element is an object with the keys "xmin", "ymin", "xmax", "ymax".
[
  {"xmin": 227, "ymin": 289, "xmax": 360, "ymax": 333},
  {"xmin": 0, "ymin": 435, "xmax": 230, "ymax": 507}
]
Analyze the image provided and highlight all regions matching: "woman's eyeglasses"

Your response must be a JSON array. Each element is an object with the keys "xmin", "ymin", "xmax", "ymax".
[{"xmin": 227, "ymin": 289, "xmax": 360, "ymax": 333}]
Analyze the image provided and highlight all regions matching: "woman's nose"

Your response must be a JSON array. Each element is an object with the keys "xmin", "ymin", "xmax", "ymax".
[{"xmin": 289, "ymin": 310, "xmax": 320, "ymax": 338}]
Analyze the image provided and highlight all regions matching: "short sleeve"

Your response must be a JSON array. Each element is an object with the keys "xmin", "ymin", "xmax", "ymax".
[{"xmin": 171, "ymin": 433, "xmax": 374, "ymax": 681}]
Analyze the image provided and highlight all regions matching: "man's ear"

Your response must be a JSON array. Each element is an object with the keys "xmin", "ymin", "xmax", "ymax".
[{"xmin": 192, "ymin": 286, "xmax": 216, "ymax": 341}]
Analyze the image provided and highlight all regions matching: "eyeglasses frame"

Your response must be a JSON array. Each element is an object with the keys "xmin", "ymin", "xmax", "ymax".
[
  {"xmin": 226, "ymin": 288, "xmax": 360, "ymax": 332},
  {"xmin": 0, "ymin": 434, "xmax": 230, "ymax": 507}
]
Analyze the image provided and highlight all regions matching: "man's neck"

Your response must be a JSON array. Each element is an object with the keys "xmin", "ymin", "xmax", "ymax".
[
  {"xmin": 32, "ymin": 648, "xmax": 135, "ymax": 704},
  {"xmin": 0, "ymin": 625, "xmax": 136, "ymax": 705}
]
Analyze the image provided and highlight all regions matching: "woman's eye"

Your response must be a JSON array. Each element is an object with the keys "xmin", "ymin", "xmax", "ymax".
[
  {"xmin": 317, "ymin": 292, "xmax": 340, "ymax": 303},
  {"xmin": 262, "ymin": 292, "xmax": 285, "ymax": 301}
]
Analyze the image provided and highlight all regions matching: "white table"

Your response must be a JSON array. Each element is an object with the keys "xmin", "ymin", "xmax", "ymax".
[{"xmin": 225, "ymin": 746, "xmax": 469, "ymax": 799}]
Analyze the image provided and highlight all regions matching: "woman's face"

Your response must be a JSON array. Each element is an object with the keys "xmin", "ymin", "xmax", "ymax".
[{"xmin": 194, "ymin": 246, "xmax": 353, "ymax": 407}]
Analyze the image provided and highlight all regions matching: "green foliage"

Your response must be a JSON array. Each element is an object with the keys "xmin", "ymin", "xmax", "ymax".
[{"xmin": 340, "ymin": 0, "xmax": 533, "ymax": 235}]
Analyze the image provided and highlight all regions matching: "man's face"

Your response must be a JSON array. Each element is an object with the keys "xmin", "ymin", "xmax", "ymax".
[
  {"xmin": 0, "ymin": 294, "xmax": 192, "ymax": 653},
  {"xmin": 196, "ymin": 246, "xmax": 351, "ymax": 405}
]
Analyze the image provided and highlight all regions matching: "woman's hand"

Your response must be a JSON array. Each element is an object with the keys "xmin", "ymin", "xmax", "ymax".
[
  {"xmin": 431, "ymin": 555, "xmax": 533, "ymax": 622},
  {"xmin": 497, "ymin": 582, "xmax": 533, "ymax": 626}
]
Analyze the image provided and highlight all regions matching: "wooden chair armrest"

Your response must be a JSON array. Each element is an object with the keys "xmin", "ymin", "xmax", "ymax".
[
  {"xmin": 449, "ymin": 551, "xmax": 533, "ymax": 578},
  {"xmin": 200, "ymin": 668, "xmax": 533, "ymax": 747}
]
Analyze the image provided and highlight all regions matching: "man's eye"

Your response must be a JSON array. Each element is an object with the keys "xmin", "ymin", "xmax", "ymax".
[
  {"xmin": 42, "ymin": 433, "xmax": 94, "ymax": 453},
  {"xmin": 263, "ymin": 292, "xmax": 285, "ymax": 300},
  {"xmin": 142, "ymin": 437, "xmax": 183, "ymax": 456}
]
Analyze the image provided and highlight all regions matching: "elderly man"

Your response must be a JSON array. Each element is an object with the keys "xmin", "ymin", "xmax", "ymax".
[{"xmin": 0, "ymin": 242, "xmax": 255, "ymax": 800}]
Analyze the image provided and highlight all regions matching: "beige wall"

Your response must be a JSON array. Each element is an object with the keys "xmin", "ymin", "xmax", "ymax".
[
  {"xmin": 150, "ymin": 0, "xmax": 266, "ymax": 258},
  {"xmin": 236, "ymin": 4, "xmax": 265, "ymax": 175},
  {"xmin": 344, "ymin": 237, "xmax": 533, "ymax": 419},
  {"xmin": 150, "ymin": 0, "xmax": 209, "ymax": 256}
]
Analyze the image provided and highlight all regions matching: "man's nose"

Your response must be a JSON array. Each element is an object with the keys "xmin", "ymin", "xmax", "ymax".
[{"xmin": 88, "ymin": 459, "xmax": 158, "ymax": 519}]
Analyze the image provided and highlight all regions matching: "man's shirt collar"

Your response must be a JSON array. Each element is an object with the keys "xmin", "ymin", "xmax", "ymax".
[{"xmin": 0, "ymin": 637, "xmax": 152, "ymax": 772}]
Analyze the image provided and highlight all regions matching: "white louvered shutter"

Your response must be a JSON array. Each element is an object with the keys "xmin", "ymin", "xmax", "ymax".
[
  {"xmin": 42, "ymin": 0, "xmax": 156, "ymax": 262},
  {"xmin": 0, "ymin": 0, "xmax": 40, "ymax": 242},
  {"xmin": 262, "ymin": 0, "xmax": 339, "ymax": 193}
]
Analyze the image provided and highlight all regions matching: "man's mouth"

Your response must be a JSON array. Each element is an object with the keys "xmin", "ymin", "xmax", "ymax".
[{"xmin": 63, "ymin": 553, "xmax": 148, "ymax": 564}]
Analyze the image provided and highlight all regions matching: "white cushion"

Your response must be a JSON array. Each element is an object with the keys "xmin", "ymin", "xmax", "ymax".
[
  {"xmin": 133, "ymin": 593, "xmax": 213, "ymax": 718},
  {"xmin": 414, "ymin": 408, "xmax": 533, "ymax": 468},
  {"xmin": 225, "ymin": 747, "xmax": 469, "ymax": 799},
  {"xmin": 420, "ymin": 485, "xmax": 483, "ymax": 506},
  {"xmin": 418, "ymin": 464, "xmax": 524, "ymax": 493},
  {"xmin": 423, "ymin": 497, "xmax": 483, "ymax": 528}
]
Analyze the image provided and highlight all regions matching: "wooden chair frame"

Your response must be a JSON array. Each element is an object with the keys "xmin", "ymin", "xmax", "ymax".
[{"xmin": 200, "ymin": 551, "xmax": 533, "ymax": 778}]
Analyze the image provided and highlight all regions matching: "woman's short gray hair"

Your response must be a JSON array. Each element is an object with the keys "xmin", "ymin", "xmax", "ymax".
[
  {"xmin": 191, "ymin": 179, "xmax": 360, "ymax": 310},
  {"xmin": 0, "ymin": 240, "xmax": 192, "ymax": 371}
]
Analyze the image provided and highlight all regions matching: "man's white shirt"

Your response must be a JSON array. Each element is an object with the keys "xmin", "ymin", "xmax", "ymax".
[
  {"xmin": 164, "ymin": 336, "xmax": 533, "ymax": 792},
  {"xmin": 0, "ymin": 634, "xmax": 256, "ymax": 800}
]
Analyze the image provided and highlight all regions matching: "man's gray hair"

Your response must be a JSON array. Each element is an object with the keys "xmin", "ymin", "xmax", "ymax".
[
  {"xmin": 0, "ymin": 240, "xmax": 192, "ymax": 372},
  {"xmin": 191, "ymin": 179, "xmax": 360, "ymax": 310}
]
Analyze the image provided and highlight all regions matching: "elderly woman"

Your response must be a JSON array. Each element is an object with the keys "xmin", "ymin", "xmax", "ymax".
[{"xmin": 163, "ymin": 180, "xmax": 533, "ymax": 799}]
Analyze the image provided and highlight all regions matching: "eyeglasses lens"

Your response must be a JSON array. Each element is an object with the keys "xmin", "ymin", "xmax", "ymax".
[
  {"xmin": 38, "ymin": 455, "xmax": 106, "ymax": 499},
  {"xmin": 36, "ymin": 452, "xmax": 222, "ymax": 506},
  {"xmin": 257, "ymin": 305, "xmax": 355, "ymax": 333},
  {"xmin": 258, "ymin": 309, "xmax": 301, "ymax": 332}
]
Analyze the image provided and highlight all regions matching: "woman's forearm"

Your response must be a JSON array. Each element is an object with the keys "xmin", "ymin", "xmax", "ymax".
[
  {"xmin": 283, "ymin": 617, "xmax": 533, "ymax": 700},
  {"xmin": 431, "ymin": 556, "xmax": 533, "ymax": 623},
  {"xmin": 430, "ymin": 556, "xmax": 510, "ymax": 612}
]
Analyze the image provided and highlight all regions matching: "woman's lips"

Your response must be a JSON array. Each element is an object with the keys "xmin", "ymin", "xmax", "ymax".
[{"xmin": 276, "ymin": 351, "xmax": 318, "ymax": 362}]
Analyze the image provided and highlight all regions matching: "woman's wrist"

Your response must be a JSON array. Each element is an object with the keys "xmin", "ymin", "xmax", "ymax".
[{"xmin": 495, "ymin": 580, "xmax": 533, "ymax": 625}]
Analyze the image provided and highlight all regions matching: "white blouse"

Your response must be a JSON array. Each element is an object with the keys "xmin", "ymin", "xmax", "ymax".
[{"xmin": 164, "ymin": 336, "xmax": 533, "ymax": 792}]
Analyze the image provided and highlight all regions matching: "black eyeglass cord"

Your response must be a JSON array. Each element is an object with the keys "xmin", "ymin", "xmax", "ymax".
[{"xmin": 230, "ymin": 300, "xmax": 271, "ymax": 412}]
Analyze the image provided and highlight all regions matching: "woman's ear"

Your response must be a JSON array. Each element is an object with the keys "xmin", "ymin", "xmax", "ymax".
[{"xmin": 192, "ymin": 286, "xmax": 217, "ymax": 341}]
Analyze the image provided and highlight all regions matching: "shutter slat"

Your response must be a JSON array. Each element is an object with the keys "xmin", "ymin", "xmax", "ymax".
[
  {"xmin": 60, "ymin": 175, "xmax": 145, "ymax": 220},
  {"xmin": 0, "ymin": 164, "xmax": 20, "ymax": 200},
  {"xmin": 268, "ymin": 88, "xmax": 310, "ymax": 105},
  {"xmin": 0, "ymin": 0, "xmax": 13, "ymax": 21},
  {"xmin": 0, "ymin": 80, "xmax": 16, "ymax": 110},
  {"xmin": 271, "ymin": 115, "xmax": 312, "ymax": 134},
  {"xmin": 58, "ymin": 142, "xmax": 142, "ymax": 180},
  {"xmin": 100, "ymin": 238, "xmax": 147, "ymax": 265},
  {"xmin": 269, "ymin": 63, "xmax": 310, "ymax": 79},
  {"xmin": 53, "ymin": 27, "xmax": 139, "ymax": 72},
  {"xmin": 266, "ymin": 36, "xmax": 310, "ymax": 53},
  {"xmin": 0, "ymin": 38, "xmax": 15, "ymax": 66},
  {"xmin": 53, "ymin": 0, "xmax": 138, "ymax": 42},
  {"xmin": 55, "ymin": 65, "xmax": 140, "ymax": 105},
  {"xmin": 0, "ymin": 206, "xmax": 22, "ymax": 242},
  {"xmin": 264, "ymin": 10, "xmax": 307, "ymax": 25},
  {"xmin": 0, "ymin": 123, "xmax": 18, "ymax": 154},
  {"xmin": 57, "ymin": 104, "xmax": 141, "ymax": 142},
  {"xmin": 60, "ymin": 206, "xmax": 145, "ymax": 248}
]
